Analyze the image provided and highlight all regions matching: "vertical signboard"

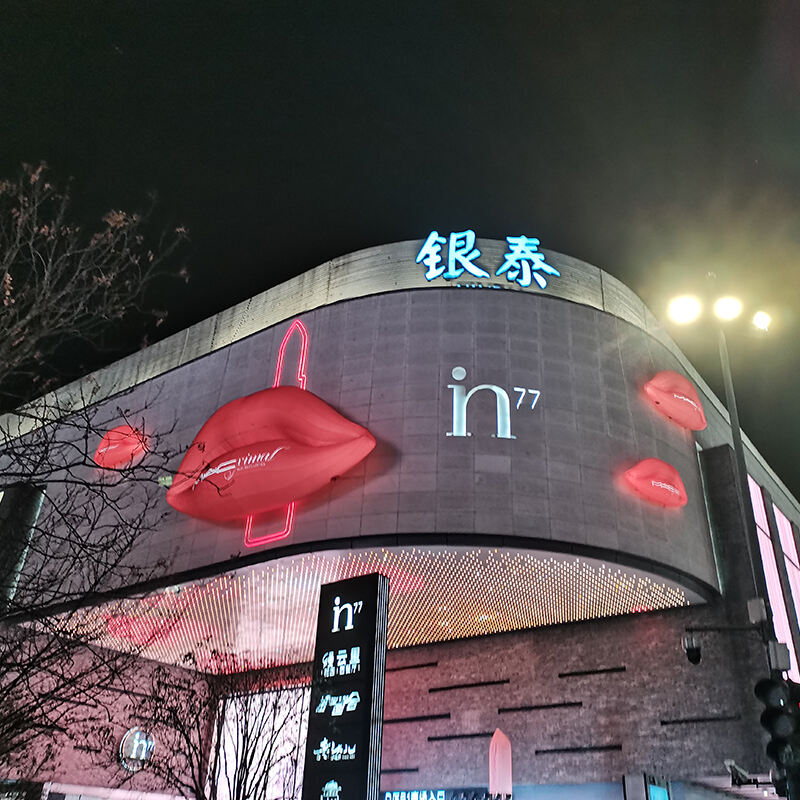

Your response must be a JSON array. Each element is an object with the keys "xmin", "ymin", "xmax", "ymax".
[{"xmin": 302, "ymin": 573, "xmax": 390, "ymax": 800}]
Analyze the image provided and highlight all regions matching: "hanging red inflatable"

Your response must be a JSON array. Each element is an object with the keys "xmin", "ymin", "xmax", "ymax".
[
  {"xmin": 166, "ymin": 385, "xmax": 375, "ymax": 523},
  {"xmin": 94, "ymin": 425, "xmax": 148, "ymax": 468},
  {"xmin": 624, "ymin": 458, "xmax": 688, "ymax": 508},
  {"xmin": 643, "ymin": 370, "xmax": 707, "ymax": 430}
]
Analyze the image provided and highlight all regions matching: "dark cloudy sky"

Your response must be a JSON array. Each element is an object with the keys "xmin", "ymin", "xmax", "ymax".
[{"xmin": 2, "ymin": 1, "xmax": 799, "ymax": 496}]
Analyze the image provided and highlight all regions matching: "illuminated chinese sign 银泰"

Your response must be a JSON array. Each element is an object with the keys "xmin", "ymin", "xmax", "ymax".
[{"xmin": 416, "ymin": 230, "xmax": 560, "ymax": 289}]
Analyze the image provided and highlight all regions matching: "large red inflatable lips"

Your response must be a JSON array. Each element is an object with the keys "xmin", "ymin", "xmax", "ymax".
[
  {"xmin": 624, "ymin": 458, "xmax": 688, "ymax": 508},
  {"xmin": 643, "ymin": 370, "xmax": 707, "ymax": 430},
  {"xmin": 166, "ymin": 386, "xmax": 375, "ymax": 523},
  {"xmin": 94, "ymin": 425, "xmax": 148, "ymax": 469}
]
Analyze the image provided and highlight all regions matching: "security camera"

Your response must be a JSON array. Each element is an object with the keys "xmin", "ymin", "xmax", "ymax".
[
  {"xmin": 724, "ymin": 759, "xmax": 757, "ymax": 787},
  {"xmin": 682, "ymin": 634, "xmax": 701, "ymax": 665}
]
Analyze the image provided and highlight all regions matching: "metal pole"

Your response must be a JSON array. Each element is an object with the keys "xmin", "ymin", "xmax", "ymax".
[
  {"xmin": 717, "ymin": 327, "xmax": 771, "ymax": 628},
  {"xmin": 787, "ymin": 769, "xmax": 800, "ymax": 800}
]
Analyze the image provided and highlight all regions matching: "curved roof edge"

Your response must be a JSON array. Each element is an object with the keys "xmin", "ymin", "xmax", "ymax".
[{"xmin": 5, "ymin": 238, "xmax": 799, "ymax": 521}]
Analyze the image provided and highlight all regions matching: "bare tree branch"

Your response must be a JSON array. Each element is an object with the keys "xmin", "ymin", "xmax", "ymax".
[{"xmin": 0, "ymin": 163, "xmax": 188, "ymax": 777}]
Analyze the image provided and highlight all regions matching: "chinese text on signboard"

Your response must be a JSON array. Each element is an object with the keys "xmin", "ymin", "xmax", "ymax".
[{"xmin": 302, "ymin": 573, "xmax": 390, "ymax": 800}]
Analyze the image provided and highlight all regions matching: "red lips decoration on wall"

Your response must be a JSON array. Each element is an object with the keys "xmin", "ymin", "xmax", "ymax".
[
  {"xmin": 643, "ymin": 370, "xmax": 707, "ymax": 431},
  {"xmin": 624, "ymin": 458, "xmax": 688, "ymax": 508},
  {"xmin": 166, "ymin": 386, "xmax": 376, "ymax": 523},
  {"xmin": 94, "ymin": 425, "xmax": 148, "ymax": 469}
]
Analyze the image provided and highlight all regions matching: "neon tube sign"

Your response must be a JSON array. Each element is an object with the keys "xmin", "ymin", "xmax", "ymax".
[
  {"xmin": 246, "ymin": 319, "xmax": 309, "ymax": 547},
  {"xmin": 417, "ymin": 230, "xmax": 560, "ymax": 289}
]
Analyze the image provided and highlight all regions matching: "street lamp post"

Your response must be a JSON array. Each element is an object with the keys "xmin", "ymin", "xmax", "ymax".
[
  {"xmin": 667, "ymin": 295, "xmax": 772, "ymax": 617},
  {"xmin": 716, "ymin": 323, "xmax": 767, "ymax": 609},
  {"xmin": 667, "ymin": 297, "xmax": 800, "ymax": 793}
]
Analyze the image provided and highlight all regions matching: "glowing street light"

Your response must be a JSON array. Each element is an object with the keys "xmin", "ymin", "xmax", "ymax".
[
  {"xmin": 713, "ymin": 296, "xmax": 743, "ymax": 321},
  {"xmin": 667, "ymin": 295, "xmax": 702, "ymax": 325},
  {"xmin": 753, "ymin": 311, "xmax": 771, "ymax": 332}
]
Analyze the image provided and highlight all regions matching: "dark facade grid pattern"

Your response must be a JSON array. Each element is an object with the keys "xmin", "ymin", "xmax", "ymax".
[{"xmin": 28, "ymin": 289, "xmax": 718, "ymax": 597}]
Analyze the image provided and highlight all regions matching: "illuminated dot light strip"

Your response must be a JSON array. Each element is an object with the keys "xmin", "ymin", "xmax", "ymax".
[{"xmin": 53, "ymin": 547, "xmax": 691, "ymax": 674}]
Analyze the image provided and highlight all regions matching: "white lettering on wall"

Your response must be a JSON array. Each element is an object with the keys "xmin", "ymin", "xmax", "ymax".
[
  {"xmin": 331, "ymin": 596, "xmax": 363, "ymax": 633},
  {"xmin": 447, "ymin": 366, "xmax": 541, "ymax": 440}
]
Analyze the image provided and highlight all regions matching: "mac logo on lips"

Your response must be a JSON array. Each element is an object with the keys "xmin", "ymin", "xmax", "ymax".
[
  {"xmin": 624, "ymin": 458, "xmax": 688, "ymax": 508},
  {"xmin": 166, "ymin": 320, "xmax": 376, "ymax": 545},
  {"xmin": 643, "ymin": 370, "xmax": 707, "ymax": 430}
]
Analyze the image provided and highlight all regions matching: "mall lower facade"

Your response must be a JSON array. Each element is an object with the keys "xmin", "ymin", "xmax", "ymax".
[{"xmin": 8, "ymin": 236, "xmax": 800, "ymax": 800}]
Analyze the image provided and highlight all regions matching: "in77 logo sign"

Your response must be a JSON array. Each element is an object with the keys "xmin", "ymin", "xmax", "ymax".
[{"xmin": 447, "ymin": 367, "xmax": 542, "ymax": 440}]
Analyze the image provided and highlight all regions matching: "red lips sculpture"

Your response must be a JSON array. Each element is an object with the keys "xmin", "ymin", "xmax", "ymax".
[
  {"xmin": 643, "ymin": 370, "xmax": 707, "ymax": 431},
  {"xmin": 166, "ymin": 385, "xmax": 376, "ymax": 523},
  {"xmin": 94, "ymin": 425, "xmax": 148, "ymax": 469},
  {"xmin": 624, "ymin": 458, "xmax": 688, "ymax": 508}
]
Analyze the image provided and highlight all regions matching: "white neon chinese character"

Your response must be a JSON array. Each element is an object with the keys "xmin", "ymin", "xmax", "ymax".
[
  {"xmin": 447, "ymin": 230, "xmax": 489, "ymax": 280},
  {"xmin": 321, "ymin": 780, "xmax": 342, "ymax": 800},
  {"xmin": 345, "ymin": 744, "xmax": 356, "ymax": 760},
  {"xmin": 316, "ymin": 695, "xmax": 329, "ymax": 713},
  {"xmin": 411, "ymin": 793, "xmax": 420, "ymax": 800},
  {"xmin": 496, "ymin": 235, "xmax": 560, "ymax": 288},
  {"xmin": 313, "ymin": 738, "xmax": 331, "ymax": 761},
  {"xmin": 336, "ymin": 648, "xmax": 348, "ymax": 675},
  {"xmin": 418, "ymin": 229, "xmax": 490, "ymax": 281},
  {"xmin": 416, "ymin": 231, "xmax": 447, "ymax": 280},
  {"xmin": 345, "ymin": 690, "xmax": 360, "ymax": 711},
  {"xmin": 348, "ymin": 645, "xmax": 361, "ymax": 674},
  {"xmin": 331, "ymin": 743, "xmax": 343, "ymax": 761},
  {"xmin": 322, "ymin": 651, "xmax": 335, "ymax": 678}
]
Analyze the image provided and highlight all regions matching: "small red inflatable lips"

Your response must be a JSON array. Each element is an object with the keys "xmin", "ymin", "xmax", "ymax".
[
  {"xmin": 94, "ymin": 425, "xmax": 148, "ymax": 469},
  {"xmin": 166, "ymin": 386, "xmax": 376, "ymax": 523},
  {"xmin": 643, "ymin": 370, "xmax": 707, "ymax": 430},
  {"xmin": 624, "ymin": 458, "xmax": 688, "ymax": 508}
]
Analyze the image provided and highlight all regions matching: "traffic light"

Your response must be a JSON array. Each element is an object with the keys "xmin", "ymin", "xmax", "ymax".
[{"xmin": 755, "ymin": 677, "xmax": 800, "ymax": 797}]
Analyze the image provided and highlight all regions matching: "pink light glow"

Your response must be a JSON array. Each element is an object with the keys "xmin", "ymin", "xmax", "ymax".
[
  {"xmin": 245, "ymin": 319, "xmax": 309, "ymax": 548},
  {"xmin": 775, "ymin": 504, "xmax": 800, "ymax": 666},
  {"xmin": 749, "ymin": 477, "xmax": 799, "ymax": 681},
  {"xmin": 774, "ymin": 505, "xmax": 799, "ymax": 568}
]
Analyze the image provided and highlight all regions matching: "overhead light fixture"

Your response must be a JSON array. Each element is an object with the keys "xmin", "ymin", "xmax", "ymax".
[
  {"xmin": 713, "ymin": 296, "xmax": 743, "ymax": 321},
  {"xmin": 753, "ymin": 311, "xmax": 771, "ymax": 331},
  {"xmin": 667, "ymin": 295, "xmax": 702, "ymax": 324}
]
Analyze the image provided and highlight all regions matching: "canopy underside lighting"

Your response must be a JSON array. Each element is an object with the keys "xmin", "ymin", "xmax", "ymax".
[{"xmin": 54, "ymin": 545, "xmax": 701, "ymax": 673}]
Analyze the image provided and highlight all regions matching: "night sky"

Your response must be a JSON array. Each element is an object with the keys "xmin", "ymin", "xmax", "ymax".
[{"xmin": 3, "ymin": 1, "xmax": 799, "ymax": 497}]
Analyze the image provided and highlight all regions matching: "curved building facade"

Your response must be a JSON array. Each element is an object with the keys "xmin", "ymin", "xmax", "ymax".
[{"xmin": 6, "ymin": 237, "xmax": 800, "ymax": 799}]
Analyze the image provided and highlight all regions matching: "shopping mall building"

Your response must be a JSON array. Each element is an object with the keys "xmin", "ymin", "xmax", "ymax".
[{"xmin": 5, "ymin": 235, "xmax": 800, "ymax": 800}]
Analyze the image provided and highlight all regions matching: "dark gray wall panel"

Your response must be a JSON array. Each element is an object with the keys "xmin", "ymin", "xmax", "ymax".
[{"xmin": 80, "ymin": 289, "xmax": 716, "ymax": 593}]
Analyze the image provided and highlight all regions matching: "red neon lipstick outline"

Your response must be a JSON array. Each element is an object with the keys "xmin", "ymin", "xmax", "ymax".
[
  {"xmin": 273, "ymin": 319, "xmax": 309, "ymax": 390},
  {"xmin": 244, "ymin": 320, "xmax": 309, "ymax": 548}
]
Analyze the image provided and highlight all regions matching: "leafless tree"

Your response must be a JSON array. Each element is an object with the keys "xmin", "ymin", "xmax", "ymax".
[
  {"xmin": 0, "ymin": 163, "xmax": 188, "ymax": 777},
  {"xmin": 95, "ymin": 663, "xmax": 311, "ymax": 800},
  {"xmin": 0, "ymin": 162, "xmax": 187, "ymax": 408}
]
